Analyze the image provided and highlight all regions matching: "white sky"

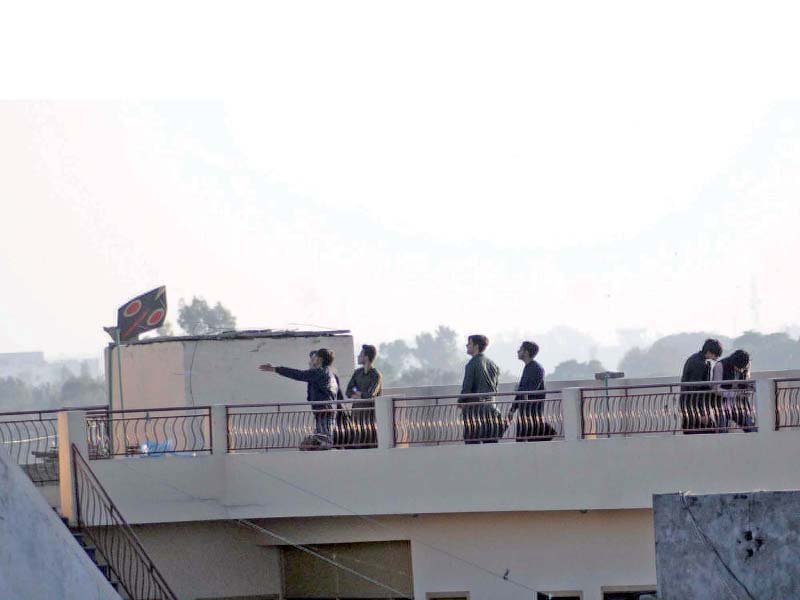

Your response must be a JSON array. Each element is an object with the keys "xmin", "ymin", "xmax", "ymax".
[{"xmin": 1, "ymin": 1, "xmax": 800, "ymax": 362}]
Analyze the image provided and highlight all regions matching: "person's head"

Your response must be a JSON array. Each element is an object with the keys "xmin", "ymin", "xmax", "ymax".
[
  {"xmin": 730, "ymin": 349, "xmax": 751, "ymax": 373},
  {"xmin": 308, "ymin": 350, "xmax": 317, "ymax": 368},
  {"xmin": 701, "ymin": 338, "xmax": 723, "ymax": 360},
  {"xmin": 466, "ymin": 334, "xmax": 489, "ymax": 356},
  {"xmin": 316, "ymin": 348, "xmax": 334, "ymax": 368},
  {"xmin": 358, "ymin": 344, "xmax": 377, "ymax": 366},
  {"xmin": 517, "ymin": 340, "xmax": 540, "ymax": 362}
]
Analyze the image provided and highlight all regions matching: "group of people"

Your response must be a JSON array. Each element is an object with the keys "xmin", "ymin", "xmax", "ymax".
[
  {"xmin": 259, "ymin": 345, "xmax": 383, "ymax": 449},
  {"xmin": 258, "ymin": 334, "xmax": 557, "ymax": 448},
  {"xmin": 680, "ymin": 338, "xmax": 755, "ymax": 433},
  {"xmin": 257, "ymin": 335, "xmax": 757, "ymax": 448}
]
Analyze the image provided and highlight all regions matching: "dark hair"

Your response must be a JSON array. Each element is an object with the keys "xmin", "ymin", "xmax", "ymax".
[
  {"xmin": 316, "ymin": 348, "xmax": 334, "ymax": 367},
  {"xmin": 520, "ymin": 341, "xmax": 539, "ymax": 359},
  {"xmin": 730, "ymin": 349, "xmax": 750, "ymax": 370},
  {"xmin": 309, "ymin": 351, "xmax": 316, "ymax": 358},
  {"xmin": 361, "ymin": 344, "xmax": 377, "ymax": 363},
  {"xmin": 701, "ymin": 338, "xmax": 723, "ymax": 358},
  {"xmin": 468, "ymin": 334, "xmax": 489, "ymax": 353}
]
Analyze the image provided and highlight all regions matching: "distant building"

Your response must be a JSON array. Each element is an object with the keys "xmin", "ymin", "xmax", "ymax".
[{"xmin": 0, "ymin": 351, "xmax": 100, "ymax": 386}]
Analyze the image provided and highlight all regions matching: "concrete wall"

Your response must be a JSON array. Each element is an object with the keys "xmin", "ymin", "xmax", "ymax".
[
  {"xmin": 0, "ymin": 448, "xmax": 119, "ymax": 600},
  {"xmin": 124, "ymin": 510, "xmax": 656, "ymax": 600},
  {"xmin": 653, "ymin": 491, "xmax": 800, "ymax": 599},
  {"xmin": 133, "ymin": 520, "xmax": 282, "ymax": 600},
  {"xmin": 83, "ymin": 421, "xmax": 800, "ymax": 525},
  {"xmin": 250, "ymin": 510, "xmax": 657, "ymax": 600},
  {"xmin": 108, "ymin": 334, "xmax": 356, "ymax": 410}
]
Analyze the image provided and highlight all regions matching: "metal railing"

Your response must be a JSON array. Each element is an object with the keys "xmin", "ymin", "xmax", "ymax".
[
  {"xmin": 72, "ymin": 444, "xmax": 178, "ymax": 600},
  {"xmin": 227, "ymin": 401, "xmax": 378, "ymax": 451},
  {"xmin": 393, "ymin": 390, "xmax": 564, "ymax": 445},
  {"xmin": 580, "ymin": 381, "xmax": 758, "ymax": 437},
  {"xmin": 86, "ymin": 407, "xmax": 212, "ymax": 458},
  {"xmin": 775, "ymin": 378, "xmax": 800, "ymax": 429},
  {"xmin": 0, "ymin": 409, "xmax": 60, "ymax": 484}
]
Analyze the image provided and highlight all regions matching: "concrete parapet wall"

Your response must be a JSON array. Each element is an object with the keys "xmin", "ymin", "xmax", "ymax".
[{"xmin": 0, "ymin": 448, "xmax": 119, "ymax": 600}]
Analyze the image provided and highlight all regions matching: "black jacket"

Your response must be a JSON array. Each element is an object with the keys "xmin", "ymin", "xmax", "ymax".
[
  {"xmin": 510, "ymin": 361, "xmax": 545, "ymax": 413},
  {"xmin": 275, "ymin": 366, "xmax": 343, "ymax": 410},
  {"xmin": 681, "ymin": 352, "xmax": 711, "ymax": 383}
]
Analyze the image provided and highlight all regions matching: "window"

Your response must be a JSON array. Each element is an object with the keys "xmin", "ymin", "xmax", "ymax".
[
  {"xmin": 282, "ymin": 540, "xmax": 413, "ymax": 599},
  {"xmin": 603, "ymin": 591, "xmax": 656, "ymax": 600},
  {"xmin": 426, "ymin": 594, "xmax": 469, "ymax": 600},
  {"xmin": 537, "ymin": 593, "xmax": 582, "ymax": 600}
]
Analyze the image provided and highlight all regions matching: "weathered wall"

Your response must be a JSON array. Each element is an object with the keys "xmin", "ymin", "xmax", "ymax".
[
  {"xmin": 133, "ymin": 520, "xmax": 282, "ymax": 600},
  {"xmin": 87, "ymin": 424, "xmax": 800, "ymax": 524},
  {"xmin": 108, "ymin": 334, "xmax": 355, "ymax": 409},
  {"xmin": 0, "ymin": 448, "xmax": 119, "ymax": 600},
  {"xmin": 653, "ymin": 490, "xmax": 800, "ymax": 599},
  {"xmin": 250, "ymin": 510, "xmax": 657, "ymax": 600}
]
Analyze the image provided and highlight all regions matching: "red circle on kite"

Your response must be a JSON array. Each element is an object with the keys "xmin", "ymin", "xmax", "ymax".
[
  {"xmin": 147, "ymin": 309, "xmax": 165, "ymax": 327},
  {"xmin": 124, "ymin": 300, "xmax": 143, "ymax": 318}
]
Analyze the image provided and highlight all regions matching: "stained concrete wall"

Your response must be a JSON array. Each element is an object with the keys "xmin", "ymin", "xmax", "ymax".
[
  {"xmin": 653, "ymin": 490, "xmax": 800, "ymax": 599},
  {"xmin": 108, "ymin": 334, "xmax": 356, "ymax": 410},
  {"xmin": 249, "ymin": 510, "xmax": 657, "ymax": 600},
  {"xmin": 0, "ymin": 448, "xmax": 119, "ymax": 600},
  {"xmin": 85, "ymin": 423, "xmax": 800, "ymax": 524},
  {"xmin": 132, "ymin": 521, "xmax": 282, "ymax": 600}
]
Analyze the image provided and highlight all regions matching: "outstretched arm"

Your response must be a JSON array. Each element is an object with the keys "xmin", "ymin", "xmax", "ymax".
[{"xmin": 259, "ymin": 363, "xmax": 317, "ymax": 383}]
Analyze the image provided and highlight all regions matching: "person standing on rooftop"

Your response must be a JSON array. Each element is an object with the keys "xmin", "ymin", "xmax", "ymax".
[
  {"xmin": 259, "ymin": 348, "xmax": 341, "ymax": 448},
  {"xmin": 508, "ymin": 340, "xmax": 556, "ymax": 441},
  {"xmin": 679, "ymin": 338, "xmax": 723, "ymax": 434},
  {"xmin": 713, "ymin": 349, "xmax": 755, "ymax": 432},
  {"xmin": 459, "ymin": 334, "xmax": 502, "ymax": 444},
  {"xmin": 345, "ymin": 344, "xmax": 383, "ymax": 448}
]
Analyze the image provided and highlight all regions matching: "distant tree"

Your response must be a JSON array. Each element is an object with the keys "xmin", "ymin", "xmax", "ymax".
[
  {"xmin": 619, "ymin": 332, "xmax": 734, "ymax": 378},
  {"xmin": 157, "ymin": 320, "xmax": 175, "ymax": 337},
  {"xmin": 414, "ymin": 326, "xmax": 463, "ymax": 372},
  {"xmin": 377, "ymin": 325, "xmax": 466, "ymax": 387},
  {"xmin": 728, "ymin": 331, "xmax": 800, "ymax": 372},
  {"xmin": 550, "ymin": 359, "xmax": 606, "ymax": 381},
  {"xmin": 0, "ymin": 377, "xmax": 34, "ymax": 409},
  {"xmin": 618, "ymin": 330, "xmax": 800, "ymax": 377},
  {"xmin": 177, "ymin": 297, "xmax": 237, "ymax": 335},
  {"xmin": 60, "ymin": 376, "xmax": 105, "ymax": 407}
]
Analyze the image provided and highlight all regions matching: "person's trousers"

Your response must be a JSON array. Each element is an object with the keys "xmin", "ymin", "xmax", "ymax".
[
  {"xmin": 461, "ymin": 402, "xmax": 502, "ymax": 444},
  {"xmin": 515, "ymin": 401, "xmax": 556, "ymax": 441}
]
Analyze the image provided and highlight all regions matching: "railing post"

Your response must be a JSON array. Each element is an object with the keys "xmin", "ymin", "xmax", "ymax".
[
  {"xmin": 210, "ymin": 405, "xmax": 228, "ymax": 454},
  {"xmin": 756, "ymin": 377, "xmax": 777, "ymax": 433},
  {"xmin": 58, "ymin": 410, "xmax": 89, "ymax": 526},
  {"xmin": 562, "ymin": 387, "xmax": 582, "ymax": 441},
  {"xmin": 375, "ymin": 396, "xmax": 395, "ymax": 449}
]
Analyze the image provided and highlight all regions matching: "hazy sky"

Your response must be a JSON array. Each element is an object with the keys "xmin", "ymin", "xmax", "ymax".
[{"xmin": 2, "ymin": 2, "xmax": 800, "ymax": 360}]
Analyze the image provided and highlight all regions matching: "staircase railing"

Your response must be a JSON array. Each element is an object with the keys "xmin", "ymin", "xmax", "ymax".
[{"xmin": 71, "ymin": 444, "xmax": 178, "ymax": 600}]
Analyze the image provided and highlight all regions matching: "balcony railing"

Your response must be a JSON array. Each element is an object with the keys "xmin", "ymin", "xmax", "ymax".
[
  {"xmin": 227, "ymin": 401, "xmax": 378, "ymax": 451},
  {"xmin": 775, "ymin": 378, "xmax": 800, "ymax": 429},
  {"xmin": 580, "ymin": 381, "xmax": 757, "ymax": 437},
  {"xmin": 86, "ymin": 407, "xmax": 212, "ymax": 458},
  {"xmin": 393, "ymin": 390, "xmax": 564, "ymax": 445},
  {"xmin": 0, "ymin": 409, "xmax": 60, "ymax": 485},
  {"xmin": 72, "ymin": 444, "xmax": 178, "ymax": 600}
]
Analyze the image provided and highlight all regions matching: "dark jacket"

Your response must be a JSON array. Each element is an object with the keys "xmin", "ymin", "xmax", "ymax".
[
  {"xmin": 459, "ymin": 353, "xmax": 500, "ymax": 403},
  {"xmin": 681, "ymin": 352, "xmax": 712, "ymax": 388},
  {"xmin": 718, "ymin": 355, "xmax": 751, "ymax": 390},
  {"xmin": 275, "ymin": 366, "xmax": 342, "ymax": 410},
  {"xmin": 346, "ymin": 367, "xmax": 383, "ymax": 409},
  {"xmin": 511, "ymin": 360, "xmax": 545, "ymax": 413}
]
